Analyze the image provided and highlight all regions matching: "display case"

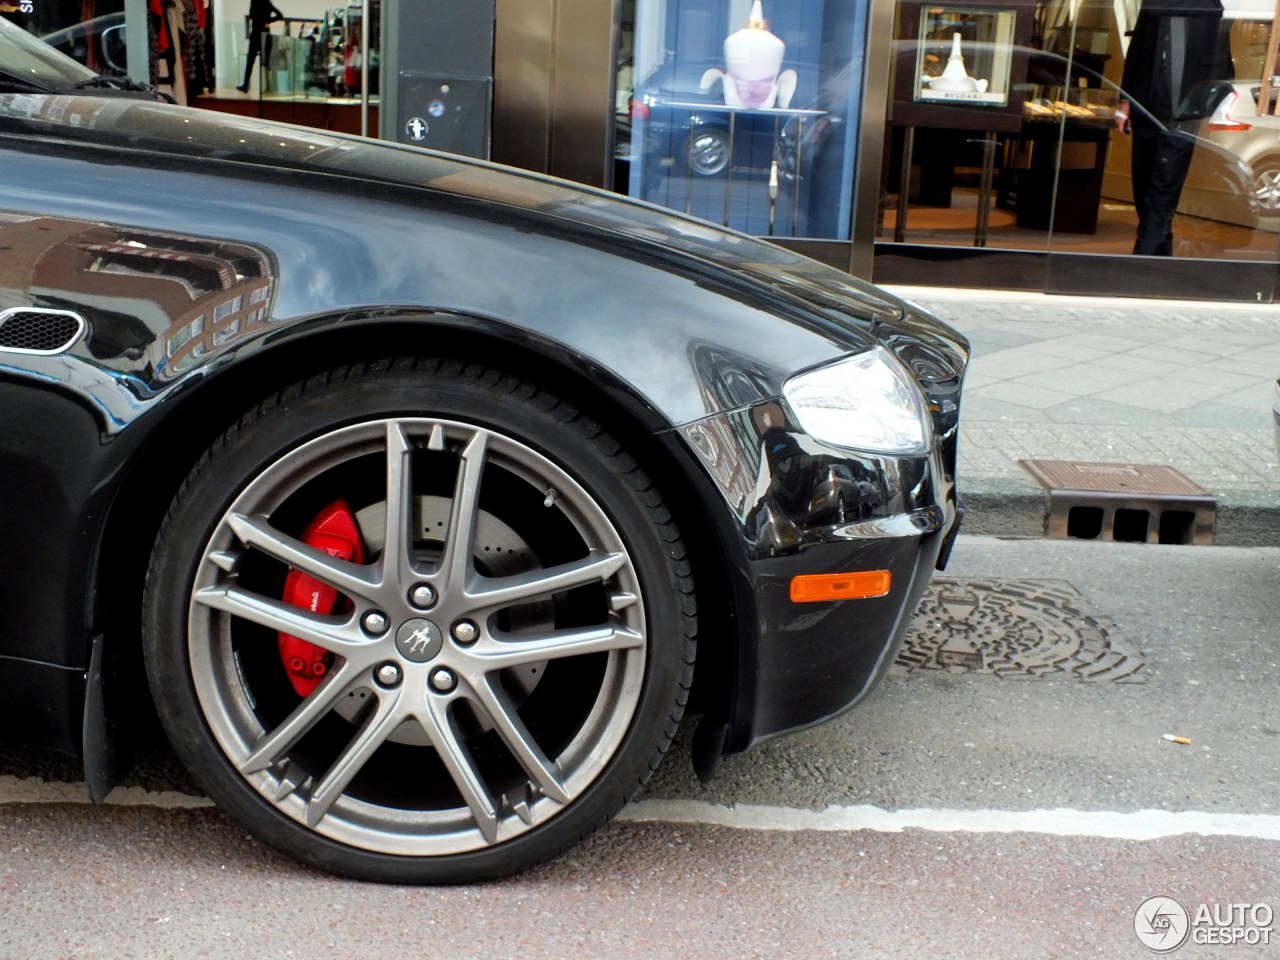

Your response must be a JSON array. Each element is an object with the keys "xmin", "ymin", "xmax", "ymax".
[
  {"xmin": 891, "ymin": 0, "xmax": 1035, "ymax": 132},
  {"xmin": 913, "ymin": 7, "xmax": 1016, "ymax": 107},
  {"xmin": 623, "ymin": 0, "xmax": 868, "ymax": 240}
]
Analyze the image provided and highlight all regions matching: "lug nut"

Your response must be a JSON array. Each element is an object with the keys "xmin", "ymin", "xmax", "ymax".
[
  {"xmin": 409, "ymin": 584, "xmax": 437, "ymax": 610},
  {"xmin": 362, "ymin": 611, "xmax": 389, "ymax": 635},
  {"xmin": 452, "ymin": 620, "xmax": 478, "ymax": 645},
  {"xmin": 430, "ymin": 668, "xmax": 457, "ymax": 693},
  {"xmin": 375, "ymin": 663, "xmax": 402, "ymax": 687}
]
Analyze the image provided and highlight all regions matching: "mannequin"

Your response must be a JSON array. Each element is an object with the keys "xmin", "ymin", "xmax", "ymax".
[{"xmin": 238, "ymin": 0, "xmax": 284, "ymax": 94}]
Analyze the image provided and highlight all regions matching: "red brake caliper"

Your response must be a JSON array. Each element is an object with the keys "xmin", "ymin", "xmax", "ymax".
[{"xmin": 278, "ymin": 499, "xmax": 365, "ymax": 697}]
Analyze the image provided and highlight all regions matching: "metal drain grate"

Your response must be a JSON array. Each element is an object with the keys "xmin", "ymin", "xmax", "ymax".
[
  {"xmin": 1019, "ymin": 459, "xmax": 1215, "ymax": 545},
  {"xmin": 894, "ymin": 577, "xmax": 1145, "ymax": 682}
]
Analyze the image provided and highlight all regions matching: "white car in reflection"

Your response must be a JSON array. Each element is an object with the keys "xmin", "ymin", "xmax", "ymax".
[{"xmin": 1200, "ymin": 82, "xmax": 1280, "ymax": 214}]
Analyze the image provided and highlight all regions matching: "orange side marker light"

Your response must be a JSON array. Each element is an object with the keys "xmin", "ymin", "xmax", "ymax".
[{"xmin": 790, "ymin": 570, "xmax": 891, "ymax": 603}]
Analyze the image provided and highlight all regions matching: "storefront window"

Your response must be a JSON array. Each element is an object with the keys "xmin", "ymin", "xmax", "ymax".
[
  {"xmin": 618, "ymin": 0, "xmax": 870, "ymax": 240},
  {"xmin": 1, "ymin": 0, "xmax": 127, "ymax": 76},
  {"xmin": 223, "ymin": 1, "xmax": 379, "ymax": 104},
  {"xmin": 2, "ymin": 1, "xmax": 379, "ymax": 115},
  {"xmin": 878, "ymin": 0, "xmax": 1280, "ymax": 266}
]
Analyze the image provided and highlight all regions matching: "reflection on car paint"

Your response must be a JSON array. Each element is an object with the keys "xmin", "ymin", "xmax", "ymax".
[
  {"xmin": 680, "ymin": 395, "xmax": 935, "ymax": 557},
  {"xmin": 0, "ymin": 214, "xmax": 276, "ymax": 429}
]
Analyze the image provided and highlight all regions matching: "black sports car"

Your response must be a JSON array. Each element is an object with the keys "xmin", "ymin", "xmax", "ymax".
[{"xmin": 0, "ymin": 20, "xmax": 967, "ymax": 883}]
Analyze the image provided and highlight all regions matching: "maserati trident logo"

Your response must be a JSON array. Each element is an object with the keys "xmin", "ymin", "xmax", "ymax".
[
  {"xmin": 394, "ymin": 619, "xmax": 442, "ymax": 663},
  {"xmin": 406, "ymin": 627, "xmax": 432, "ymax": 655}
]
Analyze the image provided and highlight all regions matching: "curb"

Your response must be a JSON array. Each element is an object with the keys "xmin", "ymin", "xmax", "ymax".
[{"xmin": 959, "ymin": 480, "xmax": 1280, "ymax": 548}]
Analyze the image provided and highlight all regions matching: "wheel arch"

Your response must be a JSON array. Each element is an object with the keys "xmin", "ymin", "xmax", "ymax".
[
  {"xmin": 91, "ymin": 310, "xmax": 743, "ymax": 778},
  {"xmin": 1251, "ymin": 152, "xmax": 1280, "ymax": 172}
]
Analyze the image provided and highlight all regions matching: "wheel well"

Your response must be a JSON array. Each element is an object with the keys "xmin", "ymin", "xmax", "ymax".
[{"xmin": 95, "ymin": 318, "xmax": 736, "ymax": 752}]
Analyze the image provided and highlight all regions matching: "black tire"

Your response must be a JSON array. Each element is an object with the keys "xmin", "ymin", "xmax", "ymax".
[
  {"xmin": 142, "ymin": 359, "xmax": 696, "ymax": 883},
  {"xmin": 685, "ymin": 127, "xmax": 730, "ymax": 176}
]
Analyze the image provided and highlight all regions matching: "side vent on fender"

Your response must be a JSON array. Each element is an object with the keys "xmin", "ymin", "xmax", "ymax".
[{"xmin": 0, "ymin": 308, "xmax": 86, "ymax": 354}]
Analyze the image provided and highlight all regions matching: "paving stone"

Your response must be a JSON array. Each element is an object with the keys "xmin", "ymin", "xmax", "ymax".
[{"xmin": 885, "ymin": 286, "xmax": 1280, "ymax": 546}]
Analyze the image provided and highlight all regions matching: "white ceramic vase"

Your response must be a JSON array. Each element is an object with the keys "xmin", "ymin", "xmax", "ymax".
[
  {"xmin": 700, "ymin": 1, "xmax": 797, "ymax": 110},
  {"xmin": 924, "ymin": 32, "xmax": 989, "ymax": 94}
]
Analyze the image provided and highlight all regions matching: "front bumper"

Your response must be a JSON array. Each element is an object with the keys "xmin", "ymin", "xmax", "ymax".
[
  {"xmin": 733, "ymin": 513, "xmax": 951, "ymax": 749},
  {"xmin": 679, "ymin": 390, "xmax": 961, "ymax": 760}
]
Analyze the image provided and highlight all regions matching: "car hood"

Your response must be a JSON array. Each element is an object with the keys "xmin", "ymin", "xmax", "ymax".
[
  {"xmin": 4, "ymin": 93, "xmax": 965, "ymax": 378},
  {"xmin": 395, "ymin": 153, "xmax": 968, "ymax": 385}
]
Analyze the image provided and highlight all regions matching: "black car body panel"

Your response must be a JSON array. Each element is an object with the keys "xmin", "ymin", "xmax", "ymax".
[{"xmin": 0, "ymin": 89, "xmax": 967, "ymax": 776}]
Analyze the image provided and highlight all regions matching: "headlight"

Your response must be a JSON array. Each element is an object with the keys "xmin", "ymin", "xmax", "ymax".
[{"xmin": 782, "ymin": 346, "xmax": 930, "ymax": 455}]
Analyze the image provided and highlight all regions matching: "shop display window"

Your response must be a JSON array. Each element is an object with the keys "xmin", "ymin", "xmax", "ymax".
[
  {"xmin": 226, "ymin": 2, "xmax": 379, "ymax": 103},
  {"xmin": 878, "ymin": 0, "xmax": 1279, "ymax": 269},
  {"xmin": 618, "ymin": 0, "xmax": 870, "ymax": 240}
]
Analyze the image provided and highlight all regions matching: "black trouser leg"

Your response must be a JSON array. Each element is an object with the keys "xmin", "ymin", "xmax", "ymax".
[
  {"xmin": 1131, "ymin": 126, "xmax": 1195, "ymax": 256},
  {"xmin": 241, "ymin": 31, "xmax": 263, "ymax": 90}
]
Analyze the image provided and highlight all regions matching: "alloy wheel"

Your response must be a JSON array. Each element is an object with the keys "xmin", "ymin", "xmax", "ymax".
[{"xmin": 187, "ymin": 416, "xmax": 647, "ymax": 855}]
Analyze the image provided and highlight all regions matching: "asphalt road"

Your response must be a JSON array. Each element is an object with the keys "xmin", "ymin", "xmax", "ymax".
[{"xmin": 2, "ymin": 535, "xmax": 1278, "ymax": 959}]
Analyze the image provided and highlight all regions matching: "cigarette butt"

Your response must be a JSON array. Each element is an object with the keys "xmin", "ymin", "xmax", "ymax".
[{"xmin": 1162, "ymin": 734, "xmax": 1191, "ymax": 745}]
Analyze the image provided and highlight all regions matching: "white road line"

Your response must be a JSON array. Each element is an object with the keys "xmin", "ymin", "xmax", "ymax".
[
  {"xmin": 4, "ymin": 777, "xmax": 1278, "ymax": 842},
  {"xmin": 0, "ymin": 776, "xmax": 213, "ymax": 809},
  {"xmin": 620, "ymin": 800, "xmax": 1280, "ymax": 842}
]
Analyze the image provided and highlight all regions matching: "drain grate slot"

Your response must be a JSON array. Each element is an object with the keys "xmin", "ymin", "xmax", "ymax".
[{"xmin": 1020, "ymin": 459, "xmax": 1215, "ymax": 545}]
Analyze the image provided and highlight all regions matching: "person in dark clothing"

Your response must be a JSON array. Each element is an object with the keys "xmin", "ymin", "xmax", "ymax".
[
  {"xmin": 237, "ymin": 0, "xmax": 284, "ymax": 94},
  {"xmin": 1114, "ymin": 0, "xmax": 1233, "ymax": 256}
]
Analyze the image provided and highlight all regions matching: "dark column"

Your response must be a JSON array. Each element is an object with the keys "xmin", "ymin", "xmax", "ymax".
[{"xmin": 381, "ymin": 0, "xmax": 496, "ymax": 159}]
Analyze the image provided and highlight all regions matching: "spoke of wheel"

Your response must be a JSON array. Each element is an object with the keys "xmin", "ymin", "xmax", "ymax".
[
  {"xmin": 381, "ymin": 421, "xmax": 417, "ymax": 583},
  {"xmin": 193, "ymin": 585, "xmax": 366, "ymax": 657},
  {"xmin": 471, "ymin": 677, "xmax": 570, "ymax": 804},
  {"xmin": 241, "ymin": 660, "xmax": 364, "ymax": 775},
  {"xmin": 442, "ymin": 430, "xmax": 488, "ymax": 589},
  {"xmin": 473, "ymin": 623, "xmax": 644, "ymax": 672},
  {"xmin": 305, "ymin": 686, "xmax": 405, "ymax": 827},
  {"xmin": 467, "ymin": 550, "xmax": 626, "ymax": 613},
  {"xmin": 224, "ymin": 513, "xmax": 377, "ymax": 599},
  {"xmin": 421, "ymin": 694, "xmax": 500, "ymax": 843},
  {"xmin": 1259, "ymin": 172, "xmax": 1280, "ymax": 209}
]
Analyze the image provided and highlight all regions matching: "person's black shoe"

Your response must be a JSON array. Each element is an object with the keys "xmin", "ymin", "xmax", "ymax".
[{"xmin": 235, "ymin": 84, "xmax": 249, "ymax": 94}]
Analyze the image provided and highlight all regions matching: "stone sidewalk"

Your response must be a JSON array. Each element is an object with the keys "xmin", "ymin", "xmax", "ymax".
[{"xmin": 885, "ymin": 286, "xmax": 1280, "ymax": 546}]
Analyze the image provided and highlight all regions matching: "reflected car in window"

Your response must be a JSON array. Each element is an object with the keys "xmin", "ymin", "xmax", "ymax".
[
  {"xmin": 1197, "ymin": 82, "xmax": 1280, "ymax": 215},
  {"xmin": 0, "ymin": 19, "xmax": 967, "ymax": 884},
  {"xmin": 623, "ymin": 58, "xmax": 818, "ymax": 181},
  {"xmin": 1023, "ymin": 51, "xmax": 1260, "ymax": 232},
  {"xmin": 40, "ymin": 12, "xmax": 128, "ymax": 76}
]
